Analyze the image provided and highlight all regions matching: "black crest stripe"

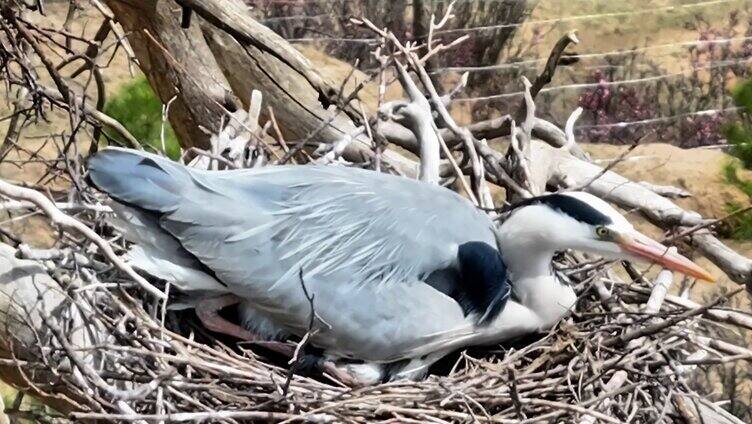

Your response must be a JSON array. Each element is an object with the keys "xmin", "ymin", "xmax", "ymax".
[{"xmin": 507, "ymin": 194, "xmax": 612, "ymax": 226}]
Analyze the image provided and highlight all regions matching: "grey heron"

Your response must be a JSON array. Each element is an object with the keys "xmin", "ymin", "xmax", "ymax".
[{"xmin": 87, "ymin": 147, "xmax": 714, "ymax": 385}]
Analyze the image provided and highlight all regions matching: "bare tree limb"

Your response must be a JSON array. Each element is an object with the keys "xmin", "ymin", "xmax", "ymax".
[{"xmin": 0, "ymin": 179, "xmax": 165, "ymax": 299}]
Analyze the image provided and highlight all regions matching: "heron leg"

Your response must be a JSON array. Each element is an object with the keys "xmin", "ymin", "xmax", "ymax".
[
  {"xmin": 195, "ymin": 295, "xmax": 294, "ymax": 356},
  {"xmin": 321, "ymin": 361, "xmax": 366, "ymax": 387},
  {"xmin": 197, "ymin": 296, "xmax": 371, "ymax": 385}
]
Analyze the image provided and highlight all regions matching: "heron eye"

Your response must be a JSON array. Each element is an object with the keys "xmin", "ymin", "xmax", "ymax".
[{"xmin": 595, "ymin": 226, "xmax": 609, "ymax": 238}]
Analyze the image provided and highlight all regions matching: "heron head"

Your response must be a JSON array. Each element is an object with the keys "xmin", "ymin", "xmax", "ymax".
[{"xmin": 499, "ymin": 192, "xmax": 715, "ymax": 282}]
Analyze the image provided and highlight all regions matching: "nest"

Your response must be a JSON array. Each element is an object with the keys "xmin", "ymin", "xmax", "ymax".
[{"xmin": 4, "ymin": 234, "xmax": 749, "ymax": 423}]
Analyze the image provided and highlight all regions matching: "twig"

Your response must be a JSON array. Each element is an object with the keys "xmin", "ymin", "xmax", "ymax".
[
  {"xmin": 602, "ymin": 288, "xmax": 742, "ymax": 348},
  {"xmin": 281, "ymin": 270, "xmax": 319, "ymax": 396},
  {"xmin": 0, "ymin": 178, "xmax": 165, "ymax": 300}
]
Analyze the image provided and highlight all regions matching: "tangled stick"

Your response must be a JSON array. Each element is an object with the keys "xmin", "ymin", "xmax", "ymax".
[{"xmin": 0, "ymin": 179, "xmax": 165, "ymax": 300}]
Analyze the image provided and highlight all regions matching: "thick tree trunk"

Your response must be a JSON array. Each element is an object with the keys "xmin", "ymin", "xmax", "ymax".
[
  {"xmin": 104, "ymin": 0, "xmax": 235, "ymax": 149},
  {"xmin": 104, "ymin": 0, "xmax": 418, "ymax": 175},
  {"xmin": 422, "ymin": 0, "xmax": 537, "ymax": 89},
  {"xmin": 469, "ymin": 0, "xmax": 535, "ymax": 79}
]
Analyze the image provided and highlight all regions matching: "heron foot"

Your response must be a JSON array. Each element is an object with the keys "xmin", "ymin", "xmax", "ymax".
[
  {"xmin": 195, "ymin": 295, "xmax": 293, "ymax": 356},
  {"xmin": 319, "ymin": 360, "xmax": 370, "ymax": 387}
]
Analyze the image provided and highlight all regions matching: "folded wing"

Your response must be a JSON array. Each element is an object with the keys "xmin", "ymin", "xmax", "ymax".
[{"xmin": 88, "ymin": 148, "xmax": 508, "ymax": 359}]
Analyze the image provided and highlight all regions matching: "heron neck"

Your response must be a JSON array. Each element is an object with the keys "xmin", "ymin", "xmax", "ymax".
[
  {"xmin": 416, "ymin": 120, "xmax": 440, "ymax": 184},
  {"xmin": 495, "ymin": 220, "xmax": 576, "ymax": 326},
  {"xmin": 496, "ymin": 206, "xmax": 563, "ymax": 280},
  {"xmin": 499, "ymin": 239, "xmax": 556, "ymax": 280}
]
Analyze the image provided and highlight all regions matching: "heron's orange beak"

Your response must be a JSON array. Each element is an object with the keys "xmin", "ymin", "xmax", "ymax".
[{"xmin": 616, "ymin": 231, "xmax": 715, "ymax": 283}]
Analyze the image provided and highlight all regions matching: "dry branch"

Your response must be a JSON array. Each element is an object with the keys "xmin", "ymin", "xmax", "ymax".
[
  {"xmin": 0, "ymin": 179, "xmax": 165, "ymax": 300},
  {"xmin": 168, "ymin": 0, "xmax": 419, "ymax": 175}
]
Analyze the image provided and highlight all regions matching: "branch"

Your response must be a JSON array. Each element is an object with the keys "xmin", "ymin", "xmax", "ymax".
[
  {"xmin": 529, "ymin": 31, "xmax": 580, "ymax": 98},
  {"xmin": 602, "ymin": 288, "xmax": 741, "ymax": 348},
  {"xmin": 0, "ymin": 245, "xmax": 84, "ymax": 415},
  {"xmin": 179, "ymin": 0, "xmax": 419, "ymax": 175},
  {"xmin": 174, "ymin": 0, "xmax": 350, "ymax": 118},
  {"xmin": 638, "ymin": 182, "xmax": 692, "ymax": 199},
  {"xmin": 453, "ymin": 31, "xmax": 586, "ymax": 158},
  {"xmin": 38, "ymin": 85, "xmax": 142, "ymax": 149},
  {"xmin": 0, "ymin": 179, "xmax": 165, "ymax": 300}
]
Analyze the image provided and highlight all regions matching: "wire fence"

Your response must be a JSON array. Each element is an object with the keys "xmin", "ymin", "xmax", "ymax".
[
  {"xmin": 430, "ymin": 0, "xmax": 744, "ymax": 36},
  {"xmin": 575, "ymin": 106, "xmax": 742, "ymax": 131},
  {"xmin": 433, "ymin": 35, "xmax": 752, "ymax": 73},
  {"xmin": 453, "ymin": 55, "xmax": 752, "ymax": 103},
  {"xmin": 279, "ymin": 0, "xmax": 745, "ymax": 42},
  {"xmin": 257, "ymin": 0, "xmax": 752, "ymax": 146}
]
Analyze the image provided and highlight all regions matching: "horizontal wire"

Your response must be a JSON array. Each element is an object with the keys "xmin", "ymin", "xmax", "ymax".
[
  {"xmin": 262, "ymin": 14, "xmax": 338, "ymax": 22},
  {"xmin": 286, "ymin": 37, "xmax": 379, "ymax": 44},
  {"xmin": 432, "ymin": 0, "xmax": 743, "ymax": 36},
  {"xmin": 574, "ymin": 106, "xmax": 742, "ymax": 130},
  {"xmin": 453, "ymin": 55, "xmax": 752, "ymax": 103},
  {"xmin": 432, "ymin": 35, "xmax": 752, "ymax": 74}
]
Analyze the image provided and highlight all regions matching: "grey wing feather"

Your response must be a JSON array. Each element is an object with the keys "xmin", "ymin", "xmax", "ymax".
[
  {"xmin": 168, "ymin": 165, "xmax": 493, "ymax": 292},
  {"xmin": 89, "ymin": 148, "xmax": 495, "ymax": 291},
  {"xmin": 108, "ymin": 203, "xmax": 227, "ymax": 294}
]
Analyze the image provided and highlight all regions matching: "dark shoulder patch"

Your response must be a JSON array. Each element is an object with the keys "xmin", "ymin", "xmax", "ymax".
[
  {"xmin": 426, "ymin": 242, "xmax": 510, "ymax": 326},
  {"xmin": 138, "ymin": 157, "xmax": 164, "ymax": 170},
  {"xmin": 510, "ymin": 194, "xmax": 612, "ymax": 226}
]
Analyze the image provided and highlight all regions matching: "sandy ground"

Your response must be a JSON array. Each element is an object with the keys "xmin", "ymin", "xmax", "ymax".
[
  {"xmin": 524, "ymin": 0, "xmax": 747, "ymax": 75},
  {"xmin": 583, "ymin": 142, "xmax": 752, "ymax": 222},
  {"xmin": 296, "ymin": 45, "xmax": 405, "ymax": 111}
]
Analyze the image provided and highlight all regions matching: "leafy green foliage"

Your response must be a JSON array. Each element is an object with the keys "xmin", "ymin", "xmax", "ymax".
[
  {"xmin": 723, "ymin": 162, "xmax": 752, "ymax": 198},
  {"xmin": 721, "ymin": 162, "xmax": 752, "ymax": 240},
  {"xmin": 725, "ymin": 202, "xmax": 752, "ymax": 240},
  {"xmin": 1, "ymin": 389, "xmax": 57, "ymax": 423},
  {"xmin": 720, "ymin": 79, "xmax": 752, "ymax": 240},
  {"xmin": 103, "ymin": 76, "xmax": 181, "ymax": 159},
  {"xmin": 724, "ymin": 79, "xmax": 752, "ymax": 169}
]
